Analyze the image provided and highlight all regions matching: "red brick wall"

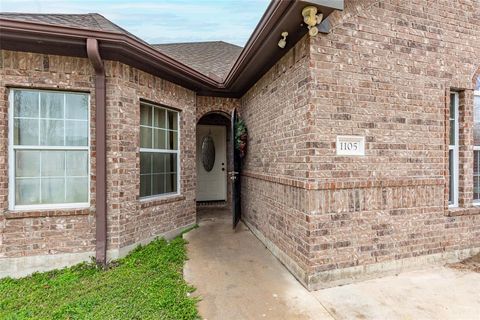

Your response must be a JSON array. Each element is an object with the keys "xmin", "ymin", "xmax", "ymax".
[
  {"xmin": 0, "ymin": 51, "xmax": 97, "ymax": 259},
  {"xmin": 196, "ymin": 96, "xmax": 239, "ymax": 122},
  {"xmin": 105, "ymin": 61, "xmax": 197, "ymax": 250},
  {"xmin": 239, "ymin": 35, "xmax": 313, "ymax": 281},
  {"xmin": 0, "ymin": 52, "xmax": 197, "ymax": 268},
  {"xmin": 240, "ymin": 0, "xmax": 480, "ymax": 288}
]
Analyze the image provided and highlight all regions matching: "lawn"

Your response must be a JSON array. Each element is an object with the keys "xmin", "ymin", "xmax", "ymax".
[{"xmin": 0, "ymin": 236, "xmax": 198, "ymax": 320}]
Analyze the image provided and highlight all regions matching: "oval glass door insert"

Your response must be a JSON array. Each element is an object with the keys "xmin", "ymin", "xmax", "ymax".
[{"xmin": 201, "ymin": 135, "xmax": 215, "ymax": 172}]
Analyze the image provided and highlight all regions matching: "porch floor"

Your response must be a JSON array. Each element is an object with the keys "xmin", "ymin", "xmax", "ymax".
[
  {"xmin": 183, "ymin": 208, "xmax": 331, "ymax": 319},
  {"xmin": 183, "ymin": 209, "xmax": 480, "ymax": 320}
]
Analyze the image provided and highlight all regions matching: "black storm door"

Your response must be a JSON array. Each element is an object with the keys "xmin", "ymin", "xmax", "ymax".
[{"xmin": 231, "ymin": 108, "xmax": 241, "ymax": 228}]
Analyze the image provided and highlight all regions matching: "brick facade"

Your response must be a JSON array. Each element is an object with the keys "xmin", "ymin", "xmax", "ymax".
[
  {"xmin": 0, "ymin": 51, "xmax": 196, "ymax": 276},
  {"xmin": 0, "ymin": 51, "xmax": 97, "ymax": 268},
  {"xmin": 240, "ymin": 0, "xmax": 480, "ymax": 289},
  {"xmin": 1, "ymin": 0, "xmax": 479, "ymax": 289}
]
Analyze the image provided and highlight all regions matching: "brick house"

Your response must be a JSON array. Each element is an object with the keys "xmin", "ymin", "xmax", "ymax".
[{"xmin": 0, "ymin": 0, "xmax": 479, "ymax": 290}]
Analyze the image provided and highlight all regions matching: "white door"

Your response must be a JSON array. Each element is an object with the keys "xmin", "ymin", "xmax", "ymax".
[{"xmin": 196, "ymin": 125, "xmax": 227, "ymax": 201}]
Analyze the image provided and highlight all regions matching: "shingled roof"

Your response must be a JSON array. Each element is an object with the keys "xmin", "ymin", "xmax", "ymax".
[
  {"xmin": 152, "ymin": 42, "xmax": 242, "ymax": 81},
  {"xmin": 0, "ymin": 13, "xmax": 150, "ymax": 44},
  {"xmin": 0, "ymin": 13, "xmax": 243, "ymax": 81},
  {"xmin": 1, "ymin": 2, "xmax": 342, "ymax": 96},
  {"xmin": 0, "ymin": 13, "xmax": 122, "ymax": 32}
]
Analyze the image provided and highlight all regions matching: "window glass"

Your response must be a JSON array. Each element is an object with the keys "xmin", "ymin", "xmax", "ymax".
[
  {"xmin": 40, "ymin": 92, "xmax": 64, "ymax": 119},
  {"xmin": 449, "ymin": 93, "xmax": 458, "ymax": 206},
  {"xmin": 14, "ymin": 90, "xmax": 38, "ymax": 117},
  {"xmin": 65, "ymin": 120, "xmax": 88, "ymax": 146},
  {"xmin": 11, "ymin": 89, "xmax": 89, "ymax": 208},
  {"xmin": 140, "ymin": 102, "xmax": 179, "ymax": 198},
  {"xmin": 153, "ymin": 108, "xmax": 166, "ymax": 128},
  {"xmin": 449, "ymin": 94, "xmax": 456, "ymax": 146},
  {"xmin": 449, "ymin": 149, "xmax": 454, "ymax": 204},
  {"xmin": 474, "ymin": 95, "xmax": 480, "ymax": 146},
  {"xmin": 474, "ymin": 149, "xmax": 480, "ymax": 201},
  {"xmin": 65, "ymin": 93, "xmax": 88, "ymax": 120},
  {"xmin": 474, "ymin": 80, "xmax": 480, "ymax": 201}
]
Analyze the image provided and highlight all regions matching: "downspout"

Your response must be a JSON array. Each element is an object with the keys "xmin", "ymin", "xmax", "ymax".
[{"xmin": 86, "ymin": 38, "xmax": 107, "ymax": 267}]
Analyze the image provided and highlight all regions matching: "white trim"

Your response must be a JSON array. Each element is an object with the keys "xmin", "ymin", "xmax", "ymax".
[
  {"xmin": 177, "ymin": 110, "xmax": 181, "ymax": 194},
  {"xmin": 138, "ymin": 192, "xmax": 181, "ymax": 202},
  {"xmin": 139, "ymin": 147, "xmax": 179, "ymax": 154},
  {"xmin": 8, "ymin": 88, "xmax": 91, "ymax": 211},
  {"xmin": 139, "ymin": 102, "xmax": 181, "ymax": 198},
  {"xmin": 448, "ymin": 92, "xmax": 459, "ymax": 208},
  {"xmin": 8, "ymin": 90, "xmax": 14, "ymax": 210},
  {"xmin": 13, "ymin": 145, "xmax": 89, "ymax": 150},
  {"xmin": 13, "ymin": 116, "xmax": 87, "ymax": 122}
]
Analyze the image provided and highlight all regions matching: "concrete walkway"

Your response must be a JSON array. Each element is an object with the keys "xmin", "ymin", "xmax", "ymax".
[{"xmin": 183, "ymin": 209, "xmax": 480, "ymax": 320}]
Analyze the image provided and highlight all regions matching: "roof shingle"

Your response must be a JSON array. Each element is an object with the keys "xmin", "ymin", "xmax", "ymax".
[
  {"xmin": 152, "ymin": 41, "xmax": 242, "ymax": 81},
  {"xmin": 0, "ymin": 13, "xmax": 243, "ymax": 81}
]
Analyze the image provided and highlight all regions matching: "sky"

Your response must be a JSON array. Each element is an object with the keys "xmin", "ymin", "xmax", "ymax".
[{"xmin": 0, "ymin": 0, "xmax": 270, "ymax": 46}]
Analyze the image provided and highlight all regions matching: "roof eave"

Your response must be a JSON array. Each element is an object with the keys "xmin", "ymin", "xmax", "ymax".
[
  {"xmin": 0, "ymin": 18, "xmax": 224, "ymax": 93},
  {"xmin": 0, "ymin": 0, "xmax": 344, "ymax": 97},
  {"xmin": 223, "ymin": 0, "xmax": 343, "ymax": 96}
]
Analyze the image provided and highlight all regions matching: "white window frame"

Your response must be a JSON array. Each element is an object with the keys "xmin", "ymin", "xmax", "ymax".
[
  {"xmin": 139, "ymin": 101, "xmax": 180, "ymax": 200},
  {"xmin": 474, "ymin": 89, "xmax": 480, "ymax": 205},
  {"xmin": 449, "ymin": 92, "xmax": 459, "ymax": 207},
  {"xmin": 8, "ymin": 89, "xmax": 91, "ymax": 211}
]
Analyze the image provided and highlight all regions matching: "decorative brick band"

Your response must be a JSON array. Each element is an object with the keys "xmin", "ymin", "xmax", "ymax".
[
  {"xmin": 242, "ymin": 171, "xmax": 444, "ymax": 191},
  {"xmin": 447, "ymin": 206, "xmax": 480, "ymax": 217},
  {"xmin": 139, "ymin": 194, "xmax": 186, "ymax": 209}
]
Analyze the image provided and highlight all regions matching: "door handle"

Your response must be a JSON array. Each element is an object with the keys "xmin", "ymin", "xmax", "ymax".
[{"xmin": 228, "ymin": 171, "xmax": 239, "ymax": 181}]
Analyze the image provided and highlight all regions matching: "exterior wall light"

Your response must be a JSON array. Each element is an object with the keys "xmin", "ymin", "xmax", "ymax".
[
  {"xmin": 278, "ymin": 31, "xmax": 288, "ymax": 48},
  {"xmin": 302, "ymin": 6, "xmax": 323, "ymax": 37}
]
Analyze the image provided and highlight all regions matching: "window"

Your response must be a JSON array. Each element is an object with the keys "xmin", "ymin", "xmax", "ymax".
[
  {"xmin": 449, "ymin": 92, "xmax": 459, "ymax": 207},
  {"xmin": 140, "ymin": 102, "xmax": 179, "ymax": 198},
  {"xmin": 9, "ymin": 89, "xmax": 90, "ymax": 210},
  {"xmin": 474, "ymin": 78, "xmax": 480, "ymax": 202}
]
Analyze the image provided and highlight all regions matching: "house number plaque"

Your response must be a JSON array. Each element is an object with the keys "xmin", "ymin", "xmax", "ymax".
[{"xmin": 336, "ymin": 135, "xmax": 365, "ymax": 156}]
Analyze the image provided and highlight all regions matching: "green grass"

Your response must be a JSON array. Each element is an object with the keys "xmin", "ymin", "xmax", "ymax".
[{"xmin": 0, "ymin": 236, "xmax": 199, "ymax": 320}]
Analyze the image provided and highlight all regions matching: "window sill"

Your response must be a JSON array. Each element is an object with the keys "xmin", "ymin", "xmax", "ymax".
[
  {"xmin": 4, "ymin": 207, "xmax": 93, "ymax": 219},
  {"xmin": 446, "ymin": 207, "xmax": 480, "ymax": 217},
  {"xmin": 139, "ymin": 194, "xmax": 185, "ymax": 209}
]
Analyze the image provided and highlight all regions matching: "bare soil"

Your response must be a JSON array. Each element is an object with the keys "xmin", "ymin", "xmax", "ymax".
[{"xmin": 448, "ymin": 253, "xmax": 480, "ymax": 272}]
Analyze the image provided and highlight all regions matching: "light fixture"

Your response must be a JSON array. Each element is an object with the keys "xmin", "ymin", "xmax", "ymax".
[
  {"xmin": 302, "ymin": 6, "xmax": 323, "ymax": 37},
  {"xmin": 278, "ymin": 31, "xmax": 288, "ymax": 48}
]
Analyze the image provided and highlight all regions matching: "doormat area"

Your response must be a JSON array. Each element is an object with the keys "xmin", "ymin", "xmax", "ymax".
[
  {"xmin": 196, "ymin": 200, "xmax": 227, "ymax": 207},
  {"xmin": 448, "ymin": 253, "xmax": 480, "ymax": 273}
]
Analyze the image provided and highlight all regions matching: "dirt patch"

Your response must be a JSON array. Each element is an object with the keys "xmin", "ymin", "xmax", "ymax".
[{"xmin": 448, "ymin": 253, "xmax": 480, "ymax": 272}]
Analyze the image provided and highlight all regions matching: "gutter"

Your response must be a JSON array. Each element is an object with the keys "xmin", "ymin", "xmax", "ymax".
[
  {"xmin": 0, "ymin": 1, "xmax": 342, "ymax": 97},
  {"xmin": 0, "ymin": 19, "xmax": 221, "ymax": 90},
  {"xmin": 86, "ymin": 38, "xmax": 107, "ymax": 267}
]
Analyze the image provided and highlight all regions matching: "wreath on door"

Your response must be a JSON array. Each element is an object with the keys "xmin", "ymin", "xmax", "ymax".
[{"xmin": 235, "ymin": 118, "xmax": 248, "ymax": 159}]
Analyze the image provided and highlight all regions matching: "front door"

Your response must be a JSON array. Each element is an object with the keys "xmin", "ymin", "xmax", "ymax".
[{"xmin": 196, "ymin": 125, "xmax": 227, "ymax": 201}]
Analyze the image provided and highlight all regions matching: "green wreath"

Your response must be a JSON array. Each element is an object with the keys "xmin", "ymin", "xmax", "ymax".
[{"xmin": 235, "ymin": 118, "xmax": 248, "ymax": 158}]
